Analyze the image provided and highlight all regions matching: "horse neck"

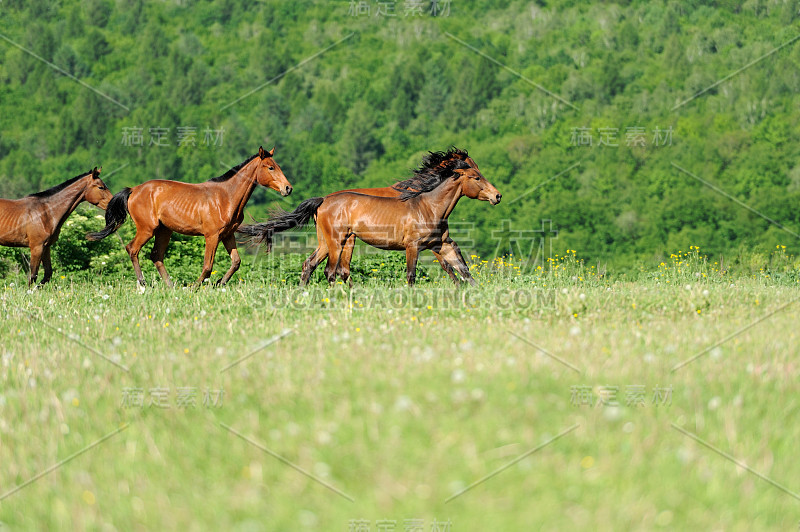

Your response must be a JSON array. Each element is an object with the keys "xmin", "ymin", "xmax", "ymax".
[
  {"xmin": 39, "ymin": 177, "xmax": 89, "ymax": 225},
  {"xmin": 219, "ymin": 159, "xmax": 259, "ymax": 208},
  {"xmin": 417, "ymin": 177, "xmax": 464, "ymax": 220}
]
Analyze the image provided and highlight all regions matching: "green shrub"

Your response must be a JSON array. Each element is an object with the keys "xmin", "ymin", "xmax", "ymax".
[
  {"xmin": 52, "ymin": 207, "xmax": 118, "ymax": 272},
  {"xmin": 0, "ymin": 246, "xmax": 26, "ymax": 278}
]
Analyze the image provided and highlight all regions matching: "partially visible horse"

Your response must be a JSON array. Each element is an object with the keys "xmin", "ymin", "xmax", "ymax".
[
  {"xmin": 239, "ymin": 151, "xmax": 501, "ymax": 286},
  {"xmin": 87, "ymin": 147, "xmax": 292, "ymax": 287},
  {"xmin": 327, "ymin": 147, "xmax": 479, "ymax": 284},
  {"xmin": 0, "ymin": 167, "xmax": 112, "ymax": 286}
]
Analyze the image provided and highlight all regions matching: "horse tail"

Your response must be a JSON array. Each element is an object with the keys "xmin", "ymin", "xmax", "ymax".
[
  {"xmin": 86, "ymin": 188, "xmax": 131, "ymax": 241},
  {"xmin": 237, "ymin": 196, "xmax": 324, "ymax": 251}
]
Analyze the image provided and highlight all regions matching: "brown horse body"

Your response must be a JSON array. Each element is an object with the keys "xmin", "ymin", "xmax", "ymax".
[
  {"xmin": 88, "ymin": 147, "xmax": 292, "ymax": 287},
  {"xmin": 239, "ymin": 149, "xmax": 501, "ymax": 286},
  {"xmin": 327, "ymin": 149, "xmax": 481, "ymax": 283},
  {"xmin": 0, "ymin": 168, "xmax": 111, "ymax": 286}
]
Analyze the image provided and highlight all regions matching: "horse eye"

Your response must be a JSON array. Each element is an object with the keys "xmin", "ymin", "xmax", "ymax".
[{"xmin": 269, "ymin": 166, "xmax": 275, "ymax": 171}]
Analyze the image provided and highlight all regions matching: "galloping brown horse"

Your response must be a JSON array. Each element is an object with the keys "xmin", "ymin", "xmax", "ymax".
[
  {"xmin": 87, "ymin": 147, "xmax": 292, "ymax": 287},
  {"xmin": 329, "ymin": 148, "xmax": 479, "ymax": 284},
  {"xmin": 239, "ymin": 151, "xmax": 501, "ymax": 286},
  {"xmin": 0, "ymin": 167, "xmax": 112, "ymax": 286}
]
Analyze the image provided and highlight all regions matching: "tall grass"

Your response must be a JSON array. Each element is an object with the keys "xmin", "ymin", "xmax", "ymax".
[{"xmin": 1, "ymin": 248, "xmax": 798, "ymax": 529}]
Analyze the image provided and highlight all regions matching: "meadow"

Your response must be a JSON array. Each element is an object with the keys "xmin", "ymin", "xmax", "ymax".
[
  {"xmin": 1, "ymin": 247, "xmax": 799, "ymax": 530},
  {"xmin": 2, "ymin": 0, "xmax": 800, "ymax": 529}
]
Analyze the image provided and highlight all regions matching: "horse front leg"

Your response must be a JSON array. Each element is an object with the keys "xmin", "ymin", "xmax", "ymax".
[
  {"xmin": 432, "ymin": 249, "xmax": 459, "ymax": 283},
  {"xmin": 405, "ymin": 245, "xmax": 420, "ymax": 286},
  {"xmin": 439, "ymin": 239, "xmax": 476, "ymax": 286},
  {"xmin": 216, "ymin": 234, "xmax": 241, "ymax": 287},
  {"xmin": 39, "ymin": 246, "xmax": 53, "ymax": 286},
  {"xmin": 28, "ymin": 244, "xmax": 44, "ymax": 287},
  {"xmin": 194, "ymin": 235, "xmax": 219, "ymax": 288},
  {"xmin": 195, "ymin": 234, "xmax": 220, "ymax": 287}
]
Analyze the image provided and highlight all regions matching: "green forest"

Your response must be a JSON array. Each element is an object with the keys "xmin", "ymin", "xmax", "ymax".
[{"xmin": 1, "ymin": 0, "xmax": 799, "ymax": 269}]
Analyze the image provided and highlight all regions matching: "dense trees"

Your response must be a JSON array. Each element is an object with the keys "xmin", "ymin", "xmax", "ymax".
[{"xmin": 0, "ymin": 0, "xmax": 798, "ymax": 268}]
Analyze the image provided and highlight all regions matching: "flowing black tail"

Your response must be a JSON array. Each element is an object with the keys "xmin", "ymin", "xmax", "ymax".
[
  {"xmin": 237, "ymin": 197, "xmax": 324, "ymax": 251},
  {"xmin": 86, "ymin": 188, "xmax": 131, "ymax": 241}
]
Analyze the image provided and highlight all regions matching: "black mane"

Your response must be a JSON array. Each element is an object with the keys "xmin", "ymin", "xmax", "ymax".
[
  {"xmin": 209, "ymin": 154, "xmax": 259, "ymax": 182},
  {"xmin": 392, "ymin": 147, "xmax": 470, "ymax": 201},
  {"xmin": 28, "ymin": 171, "xmax": 91, "ymax": 198},
  {"xmin": 413, "ymin": 147, "xmax": 468, "ymax": 175}
]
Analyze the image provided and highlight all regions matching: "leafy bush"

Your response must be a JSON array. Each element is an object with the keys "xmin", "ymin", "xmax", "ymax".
[
  {"xmin": 52, "ymin": 207, "xmax": 118, "ymax": 272},
  {"xmin": 0, "ymin": 246, "xmax": 26, "ymax": 278}
]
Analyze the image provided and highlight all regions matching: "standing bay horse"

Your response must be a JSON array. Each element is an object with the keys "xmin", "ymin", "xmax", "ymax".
[
  {"xmin": 238, "ymin": 152, "xmax": 501, "ymax": 286},
  {"xmin": 328, "ymin": 148, "xmax": 479, "ymax": 284},
  {"xmin": 0, "ymin": 167, "xmax": 112, "ymax": 286},
  {"xmin": 87, "ymin": 147, "xmax": 292, "ymax": 287}
]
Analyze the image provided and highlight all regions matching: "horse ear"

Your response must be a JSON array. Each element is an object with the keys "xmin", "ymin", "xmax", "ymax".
[
  {"xmin": 259, "ymin": 146, "xmax": 266, "ymax": 158},
  {"xmin": 267, "ymin": 146, "xmax": 275, "ymax": 157},
  {"xmin": 92, "ymin": 166, "xmax": 101, "ymax": 178}
]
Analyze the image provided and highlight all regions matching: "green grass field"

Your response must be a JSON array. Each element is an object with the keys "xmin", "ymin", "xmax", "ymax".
[{"xmin": 1, "ymin": 250, "xmax": 799, "ymax": 530}]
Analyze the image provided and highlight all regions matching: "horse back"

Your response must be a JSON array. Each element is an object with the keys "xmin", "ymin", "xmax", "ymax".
[
  {"xmin": 327, "ymin": 187, "xmax": 400, "ymax": 198},
  {"xmin": 128, "ymin": 179, "xmax": 218, "ymax": 236}
]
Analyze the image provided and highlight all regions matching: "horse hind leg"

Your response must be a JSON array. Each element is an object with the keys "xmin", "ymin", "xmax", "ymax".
[
  {"xmin": 323, "ymin": 233, "xmax": 350, "ymax": 285},
  {"xmin": 301, "ymin": 222, "xmax": 330, "ymax": 286},
  {"xmin": 149, "ymin": 226, "xmax": 173, "ymax": 287},
  {"xmin": 337, "ymin": 235, "xmax": 356, "ymax": 286},
  {"xmin": 126, "ymin": 226, "xmax": 156, "ymax": 286},
  {"xmin": 323, "ymin": 251, "xmax": 340, "ymax": 284},
  {"xmin": 301, "ymin": 246, "xmax": 326, "ymax": 286}
]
